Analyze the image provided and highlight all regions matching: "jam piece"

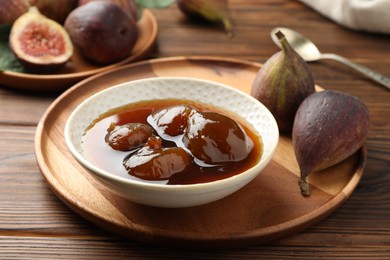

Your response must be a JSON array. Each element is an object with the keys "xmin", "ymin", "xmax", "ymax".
[
  {"xmin": 82, "ymin": 99, "xmax": 262, "ymax": 185},
  {"xmin": 105, "ymin": 122, "xmax": 153, "ymax": 151},
  {"xmin": 182, "ymin": 111, "xmax": 254, "ymax": 165},
  {"xmin": 123, "ymin": 136, "xmax": 192, "ymax": 180},
  {"xmin": 150, "ymin": 105, "xmax": 194, "ymax": 136}
]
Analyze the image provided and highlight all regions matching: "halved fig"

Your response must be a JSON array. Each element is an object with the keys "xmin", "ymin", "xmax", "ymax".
[{"xmin": 9, "ymin": 7, "xmax": 73, "ymax": 73}]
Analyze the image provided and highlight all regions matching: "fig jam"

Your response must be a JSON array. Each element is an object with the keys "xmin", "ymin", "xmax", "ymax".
[{"xmin": 82, "ymin": 99, "xmax": 263, "ymax": 185}]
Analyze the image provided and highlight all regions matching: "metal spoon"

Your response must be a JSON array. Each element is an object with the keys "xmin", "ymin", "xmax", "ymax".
[{"xmin": 270, "ymin": 27, "xmax": 390, "ymax": 90}]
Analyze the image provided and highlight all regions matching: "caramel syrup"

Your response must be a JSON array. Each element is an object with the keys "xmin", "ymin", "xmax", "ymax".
[{"xmin": 82, "ymin": 99, "xmax": 263, "ymax": 185}]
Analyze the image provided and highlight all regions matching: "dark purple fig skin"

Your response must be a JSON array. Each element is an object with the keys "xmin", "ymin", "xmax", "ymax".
[
  {"xmin": 0, "ymin": 0, "xmax": 30, "ymax": 25},
  {"xmin": 78, "ymin": 0, "xmax": 137, "ymax": 22},
  {"xmin": 28, "ymin": 0, "xmax": 78, "ymax": 24},
  {"xmin": 64, "ymin": 1, "xmax": 138, "ymax": 64},
  {"xmin": 292, "ymin": 90, "xmax": 369, "ymax": 196},
  {"xmin": 251, "ymin": 31, "xmax": 315, "ymax": 133}
]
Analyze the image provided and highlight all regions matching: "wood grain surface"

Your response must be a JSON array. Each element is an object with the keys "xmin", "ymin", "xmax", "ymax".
[
  {"xmin": 34, "ymin": 57, "xmax": 365, "ymax": 249},
  {"xmin": 1, "ymin": 0, "xmax": 390, "ymax": 258}
]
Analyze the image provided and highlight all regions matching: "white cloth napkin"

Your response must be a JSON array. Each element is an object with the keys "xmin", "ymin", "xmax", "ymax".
[{"xmin": 299, "ymin": 0, "xmax": 390, "ymax": 34}]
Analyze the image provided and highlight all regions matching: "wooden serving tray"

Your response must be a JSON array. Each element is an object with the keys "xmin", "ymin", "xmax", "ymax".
[{"xmin": 35, "ymin": 56, "xmax": 366, "ymax": 249}]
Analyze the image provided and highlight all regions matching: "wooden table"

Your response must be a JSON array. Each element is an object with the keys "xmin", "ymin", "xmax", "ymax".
[{"xmin": 1, "ymin": 1, "xmax": 389, "ymax": 258}]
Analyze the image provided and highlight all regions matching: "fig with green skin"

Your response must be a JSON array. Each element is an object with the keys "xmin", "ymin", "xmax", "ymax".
[
  {"xmin": 292, "ymin": 90, "xmax": 369, "ymax": 196},
  {"xmin": 65, "ymin": 1, "xmax": 138, "ymax": 64},
  {"xmin": 177, "ymin": 0, "xmax": 234, "ymax": 37},
  {"xmin": 251, "ymin": 31, "xmax": 315, "ymax": 133},
  {"xmin": 9, "ymin": 7, "xmax": 74, "ymax": 73},
  {"xmin": 0, "ymin": 0, "xmax": 30, "ymax": 25}
]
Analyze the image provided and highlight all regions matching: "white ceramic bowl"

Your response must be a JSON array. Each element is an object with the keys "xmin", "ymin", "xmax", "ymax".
[{"xmin": 65, "ymin": 77, "xmax": 279, "ymax": 208}]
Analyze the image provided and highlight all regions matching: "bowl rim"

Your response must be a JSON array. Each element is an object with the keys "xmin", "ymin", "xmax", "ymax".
[{"xmin": 64, "ymin": 76, "xmax": 279, "ymax": 191}]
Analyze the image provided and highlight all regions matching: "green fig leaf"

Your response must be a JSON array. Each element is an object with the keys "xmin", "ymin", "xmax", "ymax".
[
  {"xmin": 0, "ymin": 24, "xmax": 25, "ymax": 72},
  {"xmin": 135, "ymin": 0, "xmax": 175, "ymax": 9},
  {"xmin": 135, "ymin": 0, "xmax": 175, "ymax": 19}
]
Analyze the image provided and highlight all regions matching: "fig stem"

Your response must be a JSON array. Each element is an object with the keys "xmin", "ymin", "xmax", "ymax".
[
  {"xmin": 275, "ymin": 30, "xmax": 285, "ymax": 41},
  {"xmin": 276, "ymin": 31, "xmax": 290, "ymax": 55},
  {"xmin": 299, "ymin": 177, "xmax": 311, "ymax": 196},
  {"xmin": 222, "ymin": 18, "xmax": 234, "ymax": 38}
]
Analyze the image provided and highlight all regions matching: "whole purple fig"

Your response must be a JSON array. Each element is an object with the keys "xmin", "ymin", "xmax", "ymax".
[
  {"xmin": 292, "ymin": 90, "xmax": 369, "ymax": 196},
  {"xmin": 251, "ymin": 31, "xmax": 315, "ymax": 133},
  {"xmin": 0, "ymin": 0, "xmax": 30, "ymax": 25},
  {"xmin": 28, "ymin": 0, "xmax": 78, "ymax": 24},
  {"xmin": 78, "ymin": 0, "xmax": 137, "ymax": 21},
  {"xmin": 65, "ymin": 1, "xmax": 138, "ymax": 64}
]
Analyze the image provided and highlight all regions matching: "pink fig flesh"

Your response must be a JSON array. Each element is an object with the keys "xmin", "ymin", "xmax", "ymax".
[{"xmin": 9, "ymin": 7, "xmax": 74, "ymax": 73}]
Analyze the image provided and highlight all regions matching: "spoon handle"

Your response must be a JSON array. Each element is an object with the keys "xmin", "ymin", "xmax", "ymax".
[{"xmin": 321, "ymin": 53, "xmax": 390, "ymax": 90}]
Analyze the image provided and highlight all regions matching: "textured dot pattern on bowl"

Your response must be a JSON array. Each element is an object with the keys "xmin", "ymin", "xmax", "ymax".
[{"xmin": 65, "ymin": 77, "xmax": 279, "ymax": 208}]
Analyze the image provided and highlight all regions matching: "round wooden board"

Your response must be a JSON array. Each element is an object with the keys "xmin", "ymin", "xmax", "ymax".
[
  {"xmin": 34, "ymin": 56, "xmax": 366, "ymax": 249},
  {"xmin": 0, "ymin": 9, "xmax": 157, "ymax": 91}
]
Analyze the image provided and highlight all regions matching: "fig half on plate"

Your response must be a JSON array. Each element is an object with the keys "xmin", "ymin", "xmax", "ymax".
[{"xmin": 9, "ymin": 7, "xmax": 73, "ymax": 73}]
